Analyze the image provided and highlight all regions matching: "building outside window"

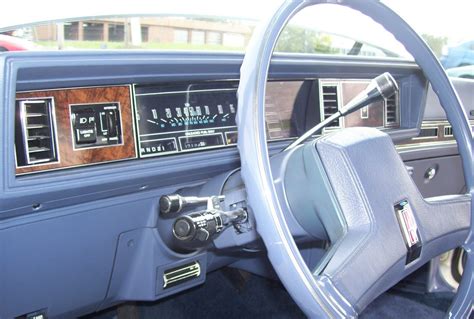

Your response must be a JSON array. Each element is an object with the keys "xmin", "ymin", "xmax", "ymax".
[
  {"xmin": 64, "ymin": 22, "xmax": 79, "ymax": 40},
  {"xmin": 28, "ymin": 17, "xmax": 251, "ymax": 49},
  {"xmin": 83, "ymin": 22, "xmax": 104, "ymax": 41},
  {"xmin": 191, "ymin": 30, "xmax": 205, "ymax": 45},
  {"xmin": 141, "ymin": 26, "xmax": 149, "ymax": 42},
  {"xmin": 206, "ymin": 31, "xmax": 222, "ymax": 45},
  {"xmin": 223, "ymin": 33, "xmax": 245, "ymax": 47},
  {"xmin": 108, "ymin": 24, "xmax": 124, "ymax": 42},
  {"xmin": 174, "ymin": 29, "xmax": 188, "ymax": 43}
]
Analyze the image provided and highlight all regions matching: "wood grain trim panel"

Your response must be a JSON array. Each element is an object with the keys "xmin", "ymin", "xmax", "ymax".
[
  {"xmin": 396, "ymin": 121, "xmax": 456, "ymax": 147},
  {"xmin": 16, "ymin": 86, "xmax": 136, "ymax": 175},
  {"xmin": 342, "ymin": 81, "xmax": 385, "ymax": 128}
]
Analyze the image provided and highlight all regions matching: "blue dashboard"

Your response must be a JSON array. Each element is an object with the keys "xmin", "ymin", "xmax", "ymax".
[{"xmin": 0, "ymin": 50, "xmax": 470, "ymax": 318}]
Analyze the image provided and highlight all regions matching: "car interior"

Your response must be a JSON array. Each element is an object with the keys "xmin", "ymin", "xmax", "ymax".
[{"xmin": 0, "ymin": 0, "xmax": 473, "ymax": 318}]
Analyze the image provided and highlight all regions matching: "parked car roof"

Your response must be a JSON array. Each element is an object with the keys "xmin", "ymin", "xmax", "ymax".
[{"xmin": 446, "ymin": 65, "xmax": 474, "ymax": 79}]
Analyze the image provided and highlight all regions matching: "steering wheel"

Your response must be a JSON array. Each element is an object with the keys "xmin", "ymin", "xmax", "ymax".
[{"xmin": 236, "ymin": 0, "xmax": 473, "ymax": 317}]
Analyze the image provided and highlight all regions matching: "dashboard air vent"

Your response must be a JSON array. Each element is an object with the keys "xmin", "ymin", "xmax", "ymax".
[
  {"xmin": 414, "ymin": 127, "xmax": 438, "ymax": 139},
  {"xmin": 15, "ymin": 98, "xmax": 58, "ymax": 167},
  {"xmin": 321, "ymin": 83, "xmax": 340, "ymax": 128},
  {"xmin": 444, "ymin": 125, "xmax": 453, "ymax": 137},
  {"xmin": 385, "ymin": 93, "xmax": 399, "ymax": 126},
  {"xmin": 163, "ymin": 261, "xmax": 201, "ymax": 289}
]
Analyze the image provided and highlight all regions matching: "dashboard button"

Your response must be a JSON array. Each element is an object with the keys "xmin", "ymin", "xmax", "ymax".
[
  {"xmin": 73, "ymin": 109, "xmax": 97, "ymax": 144},
  {"xmin": 75, "ymin": 128, "xmax": 97, "ymax": 144},
  {"xmin": 105, "ymin": 110, "xmax": 118, "ymax": 138}
]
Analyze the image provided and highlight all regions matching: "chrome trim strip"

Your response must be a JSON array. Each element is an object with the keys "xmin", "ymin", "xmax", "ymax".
[
  {"xmin": 135, "ymin": 88, "xmax": 237, "ymax": 97},
  {"xmin": 17, "ymin": 84, "xmax": 131, "ymax": 93},
  {"xmin": 129, "ymin": 85, "xmax": 139, "ymax": 158},
  {"xmin": 396, "ymin": 140, "xmax": 457, "ymax": 150}
]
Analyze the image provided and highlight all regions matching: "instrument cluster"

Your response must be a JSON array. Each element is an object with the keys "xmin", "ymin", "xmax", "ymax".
[{"xmin": 134, "ymin": 82, "xmax": 238, "ymax": 158}]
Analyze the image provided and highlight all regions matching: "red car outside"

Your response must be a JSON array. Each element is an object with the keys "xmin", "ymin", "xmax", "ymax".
[{"xmin": 0, "ymin": 34, "xmax": 36, "ymax": 51}]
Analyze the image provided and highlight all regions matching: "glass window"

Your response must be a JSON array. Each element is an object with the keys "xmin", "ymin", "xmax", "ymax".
[
  {"xmin": 206, "ymin": 31, "xmax": 222, "ymax": 45},
  {"xmin": 82, "ymin": 22, "xmax": 104, "ymax": 41},
  {"xmin": 108, "ymin": 24, "xmax": 124, "ymax": 42},
  {"xmin": 174, "ymin": 29, "xmax": 188, "ymax": 44},
  {"xmin": 191, "ymin": 30, "xmax": 205, "ymax": 45},
  {"xmin": 1, "ymin": 12, "xmax": 404, "ymax": 57},
  {"xmin": 383, "ymin": 0, "xmax": 473, "ymax": 76},
  {"xmin": 275, "ymin": 4, "xmax": 411, "ymax": 59},
  {"xmin": 0, "ymin": 0, "xmax": 470, "ymax": 69},
  {"xmin": 64, "ymin": 22, "xmax": 79, "ymax": 41},
  {"xmin": 223, "ymin": 33, "xmax": 245, "ymax": 48},
  {"xmin": 141, "ymin": 26, "xmax": 149, "ymax": 42}
]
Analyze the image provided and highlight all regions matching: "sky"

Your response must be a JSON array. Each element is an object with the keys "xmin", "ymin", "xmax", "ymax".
[
  {"xmin": 1, "ymin": 0, "xmax": 472, "ymax": 44},
  {"xmin": 383, "ymin": 0, "xmax": 474, "ymax": 43}
]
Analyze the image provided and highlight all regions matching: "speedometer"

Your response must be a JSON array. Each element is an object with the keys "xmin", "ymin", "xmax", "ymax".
[{"xmin": 134, "ymin": 82, "xmax": 238, "ymax": 158}]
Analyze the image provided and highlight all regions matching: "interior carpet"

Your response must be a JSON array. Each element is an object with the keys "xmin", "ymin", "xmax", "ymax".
[{"xmin": 86, "ymin": 269, "xmax": 449, "ymax": 319}]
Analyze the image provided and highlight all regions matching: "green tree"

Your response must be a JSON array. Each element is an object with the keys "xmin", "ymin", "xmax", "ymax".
[
  {"xmin": 276, "ymin": 25, "xmax": 338, "ymax": 54},
  {"xmin": 421, "ymin": 34, "xmax": 448, "ymax": 57}
]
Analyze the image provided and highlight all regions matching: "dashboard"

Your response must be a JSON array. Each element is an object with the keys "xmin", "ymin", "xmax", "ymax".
[
  {"xmin": 15, "ymin": 77, "xmax": 403, "ymax": 175},
  {"xmin": 2, "ymin": 51, "xmax": 474, "ymax": 319}
]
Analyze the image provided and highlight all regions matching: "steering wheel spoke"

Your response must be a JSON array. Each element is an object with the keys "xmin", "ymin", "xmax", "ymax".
[
  {"xmin": 422, "ymin": 195, "xmax": 471, "ymax": 250},
  {"xmin": 309, "ymin": 128, "xmax": 471, "ymax": 311}
]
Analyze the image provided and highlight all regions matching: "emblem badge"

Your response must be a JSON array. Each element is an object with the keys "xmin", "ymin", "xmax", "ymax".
[{"xmin": 395, "ymin": 200, "xmax": 422, "ymax": 264}]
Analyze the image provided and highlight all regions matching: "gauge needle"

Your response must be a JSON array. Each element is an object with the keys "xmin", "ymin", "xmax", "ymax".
[
  {"xmin": 212, "ymin": 114, "xmax": 218, "ymax": 120},
  {"xmin": 160, "ymin": 118, "xmax": 168, "ymax": 123},
  {"xmin": 223, "ymin": 113, "xmax": 229, "ymax": 118},
  {"xmin": 147, "ymin": 119, "xmax": 159, "ymax": 125}
]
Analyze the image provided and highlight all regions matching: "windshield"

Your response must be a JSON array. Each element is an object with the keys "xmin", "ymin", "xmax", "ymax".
[
  {"xmin": 1, "ymin": 0, "xmax": 473, "ymax": 76},
  {"xmin": 0, "ymin": 12, "xmax": 412, "ymax": 59},
  {"xmin": 4, "ymin": 17, "xmax": 254, "ymax": 52}
]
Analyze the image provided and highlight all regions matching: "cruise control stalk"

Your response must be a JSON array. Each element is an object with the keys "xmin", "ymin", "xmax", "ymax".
[{"xmin": 160, "ymin": 194, "xmax": 225, "ymax": 214}]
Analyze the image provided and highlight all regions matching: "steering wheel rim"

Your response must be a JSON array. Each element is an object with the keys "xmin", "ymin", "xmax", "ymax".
[{"xmin": 236, "ymin": 0, "xmax": 474, "ymax": 318}]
